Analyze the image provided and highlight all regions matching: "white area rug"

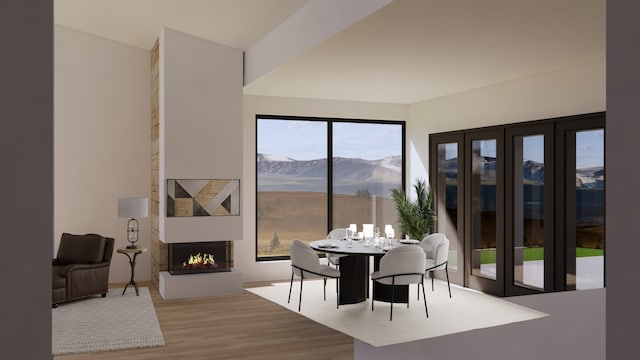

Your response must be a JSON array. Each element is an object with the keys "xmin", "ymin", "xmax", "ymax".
[
  {"xmin": 52, "ymin": 287, "xmax": 165, "ymax": 355},
  {"xmin": 248, "ymin": 280, "xmax": 548, "ymax": 347}
]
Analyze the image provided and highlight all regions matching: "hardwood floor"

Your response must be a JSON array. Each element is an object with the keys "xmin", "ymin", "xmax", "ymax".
[{"xmin": 55, "ymin": 282, "xmax": 353, "ymax": 360}]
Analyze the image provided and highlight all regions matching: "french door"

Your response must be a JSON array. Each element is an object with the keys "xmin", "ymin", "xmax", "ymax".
[
  {"xmin": 505, "ymin": 123, "xmax": 554, "ymax": 296},
  {"xmin": 429, "ymin": 133, "xmax": 464, "ymax": 286},
  {"xmin": 429, "ymin": 112, "xmax": 605, "ymax": 297},
  {"xmin": 464, "ymin": 129, "xmax": 504, "ymax": 295},
  {"xmin": 556, "ymin": 116, "xmax": 605, "ymax": 291}
]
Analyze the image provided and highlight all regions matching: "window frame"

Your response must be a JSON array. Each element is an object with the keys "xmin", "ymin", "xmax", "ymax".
[{"xmin": 255, "ymin": 114, "xmax": 406, "ymax": 261}]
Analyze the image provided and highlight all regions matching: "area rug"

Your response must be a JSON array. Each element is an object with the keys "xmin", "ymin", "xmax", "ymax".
[
  {"xmin": 52, "ymin": 287, "xmax": 165, "ymax": 355},
  {"xmin": 247, "ymin": 280, "xmax": 548, "ymax": 347}
]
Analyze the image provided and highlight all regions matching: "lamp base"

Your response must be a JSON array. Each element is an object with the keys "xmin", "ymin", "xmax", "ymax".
[{"xmin": 126, "ymin": 244, "xmax": 139, "ymax": 249}]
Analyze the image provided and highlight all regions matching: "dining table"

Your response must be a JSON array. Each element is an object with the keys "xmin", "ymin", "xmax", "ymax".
[{"xmin": 309, "ymin": 237, "xmax": 421, "ymax": 306}]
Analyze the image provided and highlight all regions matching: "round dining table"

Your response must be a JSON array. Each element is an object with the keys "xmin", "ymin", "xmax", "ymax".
[{"xmin": 309, "ymin": 238, "xmax": 418, "ymax": 305}]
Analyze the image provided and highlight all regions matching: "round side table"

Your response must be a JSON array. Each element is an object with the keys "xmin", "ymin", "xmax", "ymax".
[{"xmin": 117, "ymin": 247, "xmax": 147, "ymax": 296}]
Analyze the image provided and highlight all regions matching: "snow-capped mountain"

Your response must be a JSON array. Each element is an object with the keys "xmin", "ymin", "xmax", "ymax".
[{"xmin": 257, "ymin": 153, "xmax": 402, "ymax": 196}]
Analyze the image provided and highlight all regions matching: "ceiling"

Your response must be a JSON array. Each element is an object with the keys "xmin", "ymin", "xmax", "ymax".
[{"xmin": 54, "ymin": 0, "xmax": 605, "ymax": 104}]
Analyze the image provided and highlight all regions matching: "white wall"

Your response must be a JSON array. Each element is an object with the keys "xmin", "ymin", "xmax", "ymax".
[
  {"xmin": 239, "ymin": 95, "xmax": 408, "ymax": 282},
  {"xmin": 407, "ymin": 59, "xmax": 606, "ymax": 184},
  {"xmin": 54, "ymin": 26, "xmax": 151, "ymax": 283},
  {"xmin": 159, "ymin": 28, "xmax": 243, "ymax": 243}
]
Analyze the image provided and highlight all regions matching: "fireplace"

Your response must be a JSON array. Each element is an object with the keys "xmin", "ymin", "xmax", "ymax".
[{"xmin": 168, "ymin": 241, "xmax": 233, "ymax": 275}]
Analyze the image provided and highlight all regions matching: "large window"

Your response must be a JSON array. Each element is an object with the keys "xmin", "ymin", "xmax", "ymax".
[{"xmin": 256, "ymin": 116, "xmax": 405, "ymax": 260}]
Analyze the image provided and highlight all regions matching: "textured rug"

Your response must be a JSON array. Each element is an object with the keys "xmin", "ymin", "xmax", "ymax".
[
  {"xmin": 248, "ymin": 280, "xmax": 548, "ymax": 347},
  {"xmin": 52, "ymin": 287, "xmax": 165, "ymax": 355}
]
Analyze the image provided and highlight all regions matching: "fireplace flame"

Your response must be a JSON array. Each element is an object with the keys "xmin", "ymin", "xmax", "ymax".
[{"xmin": 182, "ymin": 252, "xmax": 216, "ymax": 270}]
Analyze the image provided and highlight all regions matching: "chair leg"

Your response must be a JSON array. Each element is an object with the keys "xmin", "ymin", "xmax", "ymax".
[
  {"xmin": 371, "ymin": 282, "xmax": 375, "ymax": 311},
  {"xmin": 446, "ymin": 265, "xmax": 452, "ymax": 298},
  {"xmin": 288, "ymin": 272, "xmax": 294, "ymax": 303},
  {"xmin": 421, "ymin": 277, "xmax": 428, "ymax": 318},
  {"xmin": 431, "ymin": 271, "xmax": 435, "ymax": 291},
  {"xmin": 336, "ymin": 277, "xmax": 340, "ymax": 309},
  {"xmin": 288, "ymin": 271, "xmax": 294, "ymax": 304},
  {"xmin": 323, "ymin": 277, "xmax": 327, "ymax": 301},
  {"xmin": 298, "ymin": 272, "xmax": 304, "ymax": 312},
  {"xmin": 390, "ymin": 277, "xmax": 395, "ymax": 321}
]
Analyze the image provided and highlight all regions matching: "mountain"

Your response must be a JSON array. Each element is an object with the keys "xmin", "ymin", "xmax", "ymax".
[
  {"xmin": 257, "ymin": 153, "xmax": 402, "ymax": 196},
  {"xmin": 576, "ymin": 167, "xmax": 604, "ymax": 188},
  {"xmin": 442, "ymin": 157, "xmax": 602, "ymax": 188}
]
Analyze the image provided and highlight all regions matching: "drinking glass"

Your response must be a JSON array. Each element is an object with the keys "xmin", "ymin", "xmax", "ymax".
[{"xmin": 346, "ymin": 229, "xmax": 353, "ymax": 247}]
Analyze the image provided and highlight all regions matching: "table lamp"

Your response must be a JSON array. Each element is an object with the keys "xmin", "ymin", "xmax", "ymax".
[{"xmin": 118, "ymin": 197, "xmax": 148, "ymax": 249}]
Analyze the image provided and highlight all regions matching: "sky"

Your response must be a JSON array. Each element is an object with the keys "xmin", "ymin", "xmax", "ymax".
[
  {"xmin": 257, "ymin": 118, "xmax": 403, "ymax": 161},
  {"xmin": 445, "ymin": 129, "xmax": 604, "ymax": 168},
  {"xmin": 259, "ymin": 118, "xmax": 604, "ymax": 168}
]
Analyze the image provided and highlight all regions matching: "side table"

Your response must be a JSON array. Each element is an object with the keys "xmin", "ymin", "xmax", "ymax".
[{"xmin": 117, "ymin": 247, "xmax": 147, "ymax": 296}]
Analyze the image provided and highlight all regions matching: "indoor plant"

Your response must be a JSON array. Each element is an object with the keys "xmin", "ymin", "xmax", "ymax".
[{"xmin": 390, "ymin": 178, "xmax": 436, "ymax": 240}]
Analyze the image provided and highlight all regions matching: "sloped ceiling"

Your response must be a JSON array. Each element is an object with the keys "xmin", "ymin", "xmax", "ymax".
[{"xmin": 55, "ymin": 0, "xmax": 605, "ymax": 104}]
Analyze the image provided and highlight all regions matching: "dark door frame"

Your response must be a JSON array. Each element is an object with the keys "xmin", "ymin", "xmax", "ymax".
[{"xmin": 429, "ymin": 132, "xmax": 465, "ymax": 287}]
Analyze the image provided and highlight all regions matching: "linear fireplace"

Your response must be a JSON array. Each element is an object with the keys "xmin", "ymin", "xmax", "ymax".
[{"xmin": 168, "ymin": 241, "xmax": 233, "ymax": 275}]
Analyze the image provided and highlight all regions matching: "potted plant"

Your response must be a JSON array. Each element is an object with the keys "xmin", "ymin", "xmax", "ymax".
[{"xmin": 390, "ymin": 178, "xmax": 436, "ymax": 240}]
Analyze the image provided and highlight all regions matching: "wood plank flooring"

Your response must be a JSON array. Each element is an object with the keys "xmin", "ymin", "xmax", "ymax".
[{"xmin": 55, "ymin": 282, "xmax": 353, "ymax": 360}]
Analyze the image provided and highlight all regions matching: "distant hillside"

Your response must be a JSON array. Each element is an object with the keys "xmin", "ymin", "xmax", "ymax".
[
  {"xmin": 443, "ymin": 157, "xmax": 603, "ymax": 188},
  {"xmin": 257, "ymin": 153, "xmax": 402, "ymax": 197}
]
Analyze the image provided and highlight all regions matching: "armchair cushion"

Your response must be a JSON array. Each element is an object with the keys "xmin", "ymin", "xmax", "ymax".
[{"xmin": 56, "ymin": 233, "xmax": 106, "ymax": 264}]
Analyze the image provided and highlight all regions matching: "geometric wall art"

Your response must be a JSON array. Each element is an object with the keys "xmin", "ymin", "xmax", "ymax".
[{"xmin": 167, "ymin": 179, "xmax": 240, "ymax": 217}]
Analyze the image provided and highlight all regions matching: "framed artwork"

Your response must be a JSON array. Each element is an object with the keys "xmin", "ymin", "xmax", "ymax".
[{"xmin": 167, "ymin": 179, "xmax": 240, "ymax": 217}]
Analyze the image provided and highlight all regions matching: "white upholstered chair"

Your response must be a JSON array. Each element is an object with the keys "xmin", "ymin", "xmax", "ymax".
[
  {"xmin": 288, "ymin": 239, "xmax": 341, "ymax": 311},
  {"xmin": 325, "ymin": 228, "xmax": 348, "ymax": 269},
  {"xmin": 370, "ymin": 245, "xmax": 428, "ymax": 320},
  {"xmin": 418, "ymin": 233, "xmax": 452, "ymax": 298}
]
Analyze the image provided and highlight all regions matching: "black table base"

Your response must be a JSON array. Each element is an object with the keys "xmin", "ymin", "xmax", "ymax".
[
  {"xmin": 338, "ymin": 255, "xmax": 369, "ymax": 305},
  {"xmin": 335, "ymin": 254, "xmax": 409, "ymax": 305}
]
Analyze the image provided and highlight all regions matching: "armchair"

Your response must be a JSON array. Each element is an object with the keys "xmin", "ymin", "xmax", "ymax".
[
  {"xmin": 52, "ymin": 233, "xmax": 114, "ymax": 307},
  {"xmin": 418, "ymin": 233, "xmax": 452, "ymax": 298}
]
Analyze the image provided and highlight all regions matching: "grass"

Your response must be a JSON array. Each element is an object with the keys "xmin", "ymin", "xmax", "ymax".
[{"xmin": 479, "ymin": 247, "xmax": 604, "ymax": 264}]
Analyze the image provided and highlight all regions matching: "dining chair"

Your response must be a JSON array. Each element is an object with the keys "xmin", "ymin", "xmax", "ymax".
[
  {"xmin": 418, "ymin": 233, "xmax": 452, "ymax": 298},
  {"xmin": 325, "ymin": 228, "xmax": 348, "ymax": 269},
  {"xmin": 370, "ymin": 245, "xmax": 427, "ymax": 321},
  {"xmin": 288, "ymin": 239, "xmax": 341, "ymax": 311}
]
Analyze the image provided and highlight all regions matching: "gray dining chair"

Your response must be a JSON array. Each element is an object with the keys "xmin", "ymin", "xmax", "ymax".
[
  {"xmin": 325, "ymin": 228, "xmax": 348, "ymax": 269},
  {"xmin": 418, "ymin": 233, "xmax": 452, "ymax": 298},
  {"xmin": 288, "ymin": 239, "xmax": 341, "ymax": 311},
  {"xmin": 371, "ymin": 245, "xmax": 427, "ymax": 321}
]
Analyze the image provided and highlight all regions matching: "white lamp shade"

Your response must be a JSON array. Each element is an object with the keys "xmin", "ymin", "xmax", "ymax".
[{"xmin": 118, "ymin": 197, "xmax": 149, "ymax": 218}]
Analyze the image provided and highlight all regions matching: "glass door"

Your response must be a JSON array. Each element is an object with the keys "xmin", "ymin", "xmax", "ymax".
[
  {"xmin": 556, "ymin": 116, "xmax": 605, "ymax": 291},
  {"xmin": 465, "ymin": 129, "xmax": 504, "ymax": 296},
  {"xmin": 505, "ymin": 123, "xmax": 554, "ymax": 295},
  {"xmin": 429, "ymin": 133, "xmax": 464, "ymax": 286}
]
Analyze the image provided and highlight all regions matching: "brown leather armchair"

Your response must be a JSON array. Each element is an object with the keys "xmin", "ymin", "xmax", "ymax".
[{"xmin": 52, "ymin": 233, "xmax": 114, "ymax": 307}]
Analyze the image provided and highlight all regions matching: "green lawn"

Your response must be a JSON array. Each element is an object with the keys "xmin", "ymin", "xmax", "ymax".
[{"xmin": 478, "ymin": 247, "xmax": 604, "ymax": 264}]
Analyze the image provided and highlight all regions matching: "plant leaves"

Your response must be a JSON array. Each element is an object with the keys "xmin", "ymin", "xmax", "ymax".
[{"xmin": 390, "ymin": 178, "xmax": 436, "ymax": 240}]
